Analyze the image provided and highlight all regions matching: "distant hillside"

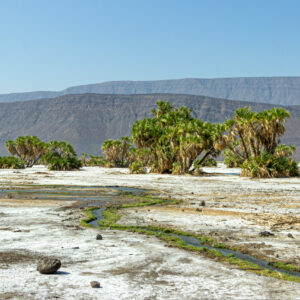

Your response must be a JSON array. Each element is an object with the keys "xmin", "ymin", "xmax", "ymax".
[
  {"xmin": 1, "ymin": 77, "xmax": 300, "ymax": 105},
  {"xmin": 0, "ymin": 93, "xmax": 300, "ymax": 159}
]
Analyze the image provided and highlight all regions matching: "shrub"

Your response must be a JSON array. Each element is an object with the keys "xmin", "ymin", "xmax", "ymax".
[
  {"xmin": 241, "ymin": 147, "xmax": 299, "ymax": 178},
  {"xmin": 129, "ymin": 161, "xmax": 147, "ymax": 174},
  {"xmin": 171, "ymin": 162, "xmax": 181, "ymax": 175},
  {"xmin": 42, "ymin": 141, "xmax": 82, "ymax": 171},
  {"xmin": 101, "ymin": 136, "xmax": 132, "ymax": 167},
  {"xmin": 224, "ymin": 149, "xmax": 244, "ymax": 168},
  {"xmin": 86, "ymin": 155, "xmax": 107, "ymax": 167},
  {"xmin": 0, "ymin": 156, "xmax": 25, "ymax": 169},
  {"xmin": 201, "ymin": 158, "xmax": 217, "ymax": 167},
  {"xmin": 191, "ymin": 157, "xmax": 216, "ymax": 175}
]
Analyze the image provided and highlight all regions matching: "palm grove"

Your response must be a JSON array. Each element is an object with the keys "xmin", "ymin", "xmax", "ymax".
[{"xmin": 1, "ymin": 100, "xmax": 298, "ymax": 178}]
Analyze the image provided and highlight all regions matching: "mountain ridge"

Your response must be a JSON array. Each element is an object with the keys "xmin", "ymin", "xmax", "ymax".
[
  {"xmin": 1, "ymin": 77, "xmax": 300, "ymax": 105},
  {"xmin": 0, "ymin": 93, "xmax": 300, "ymax": 159}
]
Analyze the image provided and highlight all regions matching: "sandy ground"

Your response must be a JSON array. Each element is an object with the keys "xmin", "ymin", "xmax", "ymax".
[{"xmin": 0, "ymin": 165, "xmax": 300, "ymax": 299}]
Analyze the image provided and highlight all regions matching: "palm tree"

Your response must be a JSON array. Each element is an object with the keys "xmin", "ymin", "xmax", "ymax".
[
  {"xmin": 224, "ymin": 106, "xmax": 298, "ymax": 177},
  {"xmin": 131, "ymin": 100, "xmax": 226, "ymax": 174},
  {"xmin": 6, "ymin": 136, "xmax": 47, "ymax": 167}
]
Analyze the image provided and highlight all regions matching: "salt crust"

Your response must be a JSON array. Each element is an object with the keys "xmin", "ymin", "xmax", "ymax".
[{"xmin": 0, "ymin": 165, "xmax": 299, "ymax": 299}]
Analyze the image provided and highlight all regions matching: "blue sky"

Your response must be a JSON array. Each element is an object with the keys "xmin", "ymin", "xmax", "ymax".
[{"xmin": 0, "ymin": 0, "xmax": 300, "ymax": 93}]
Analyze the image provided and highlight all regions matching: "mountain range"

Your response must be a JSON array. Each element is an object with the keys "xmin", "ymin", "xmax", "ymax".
[
  {"xmin": 0, "ymin": 93, "xmax": 300, "ymax": 159},
  {"xmin": 1, "ymin": 77, "xmax": 300, "ymax": 105}
]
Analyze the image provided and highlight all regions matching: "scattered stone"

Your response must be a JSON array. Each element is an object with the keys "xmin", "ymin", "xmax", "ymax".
[
  {"xmin": 96, "ymin": 234, "xmax": 103, "ymax": 240},
  {"xmin": 259, "ymin": 231, "xmax": 274, "ymax": 237},
  {"xmin": 287, "ymin": 233, "xmax": 294, "ymax": 239},
  {"xmin": 90, "ymin": 281, "xmax": 101, "ymax": 288},
  {"xmin": 37, "ymin": 258, "xmax": 61, "ymax": 274},
  {"xmin": 200, "ymin": 200, "xmax": 206, "ymax": 206}
]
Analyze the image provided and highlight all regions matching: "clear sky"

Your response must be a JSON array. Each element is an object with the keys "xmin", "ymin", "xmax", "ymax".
[{"xmin": 0, "ymin": 0, "xmax": 300, "ymax": 93}]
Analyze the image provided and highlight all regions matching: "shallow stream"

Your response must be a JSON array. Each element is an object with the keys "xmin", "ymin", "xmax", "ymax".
[
  {"xmin": 89, "ymin": 207, "xmax": 300, "ymax": 278},
  {"xmin": 2, "ymin": 184, "xmax": 299, "ymax": 279},
  {"xmin": 0, "ymin": 185, "xmax": 143, "ymax": 207}
]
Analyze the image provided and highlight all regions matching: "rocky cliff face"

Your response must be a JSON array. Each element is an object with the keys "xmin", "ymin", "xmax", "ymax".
[
  {"xmin": 0, "ymin": 93, "xmax": 299, "ymax": 159},
  {"xmin": 1, "ymin": 77, "xmax": 300, "ymax": 105}
]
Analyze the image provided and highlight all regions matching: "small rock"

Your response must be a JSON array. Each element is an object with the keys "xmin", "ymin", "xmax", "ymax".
[
  {"xmin": 37, "ymin": 258, "xmax": 61, "ymax": 274},
  {"xmin": 196, "ymin": 208, "xmax": 202, "ymax": 212},
  {"xmin": 72, "ymin": 247, "xmax": 80, "ymax": 249},
  {"xmin": 90, "ymin": 281, "xmax": 101, "ymax": 288},
  {"xmin": 259, "ymin": 231, "xmax": 274, "ymax": 237},
  {"xmin": 96, "ymin": 234, "xmax": 103, "ymax": 240},
  {"xmin": 200, "ymin": 200, "xmax": 206, "ymax": 206},
  {"xmin": 287, "ymin": 233, "xmax": 294, "ymax": 239}
]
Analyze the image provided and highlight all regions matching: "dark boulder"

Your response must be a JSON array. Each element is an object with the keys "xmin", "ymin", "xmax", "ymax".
[
  {"xmin": 259, "ymin": 231, "xmax": 274, "ymax": 237},
  {"xmin": 37, "ymin": 258, "xmax": 61, "ymax": 274},
  {"xmin": 96, "ymin": 234, "xmax": 103, "ymax": 240},
  {"xmin": 90, "ymin": 281, "xmax": 101, "ymax": 288}
]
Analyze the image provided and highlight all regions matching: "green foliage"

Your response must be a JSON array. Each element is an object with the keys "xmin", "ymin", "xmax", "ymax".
[
  {"xmin": 0, "ymin": 156, "xmax": 25, "ymax": 169},
  {"xmin": 101, "ymin": 136, "xmax": 132, "ymax": 167},
  {"xmin": 171, "ymin": 162, "xmax": 181, "ymax": 175},
  {"xmin": 129, "ymin": 161, "xmax": 147, "ymax": 174},
  {"xmin": 127, "ymin": 147, "xmax": 152, "ymax": 174},
  {"xmin": 80, "ymin": 153, "xmax": 88, "ymax": 166},
  {"xmin": 42, "ymin": 140, "xmax": 82, "ymax": 171},
  {"xmin": 224, "ymin": 148, "xmax": 244, "ymax": 168},
  {"xmin": 131, "ymin": 100, "xmax": 226, "ymax": 174},
  {"xmin": 80, "ymin": 207, "xmax": 98, "ymax": 227},
  {"xmin": 201, "ymin": 158, "xmax": 217, "ymax": 167},
  {"xmin": 6, "ymin": 136, "xmax": 47, "ymax": 167},
  {"xmin": 269, "ymin": 261, "xmax": 300, "ymax": 272},
  {"xmin": 81, "ymin": 195, "xmax": 300, "ymax": 283},
  {"xmin": 81, "ymin": 154, "xmax": 107, "ymax": 167},
  {"xmin": 194, "ymin": 158, "xmax": 217, "ymax": 171},
  {"xmin": 224, "ymin": 107, "xmax": 299, "ymax": 177},
  {"xmin": 241, "ymin": 147, "xmax": 299, "ymax": 178}
]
